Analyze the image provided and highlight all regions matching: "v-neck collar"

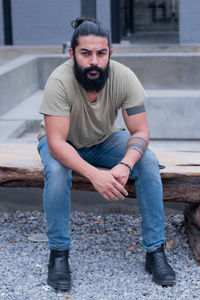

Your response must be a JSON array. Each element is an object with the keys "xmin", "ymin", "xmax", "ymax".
[{"xmin": 78, "ymin": 82, "xmax": 106, "ymax": 106}]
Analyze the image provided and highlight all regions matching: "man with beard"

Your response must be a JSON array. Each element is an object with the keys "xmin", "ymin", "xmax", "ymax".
[{"xmin": 38, "ymin": 18, "xmax": 176, "ymax": 291}]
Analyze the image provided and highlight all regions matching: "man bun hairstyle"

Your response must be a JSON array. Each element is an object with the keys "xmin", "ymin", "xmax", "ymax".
[
  {"xmin": 70, "ymin": 17, "xmax": 111, "ymax": 53},
  {"xmin": 71, "ymin": 17, "xmax": 96, "ymax": 30}
]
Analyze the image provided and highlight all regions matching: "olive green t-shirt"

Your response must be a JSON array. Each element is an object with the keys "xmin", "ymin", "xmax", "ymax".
[{"xmin": 38, "ymin": 59, "xmax": 147, "ymax": 149}]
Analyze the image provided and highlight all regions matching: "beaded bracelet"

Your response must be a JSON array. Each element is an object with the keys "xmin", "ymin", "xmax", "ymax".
[{"xmin": 117, "ymin": 161, "xmax": 132, "ymax": 172}]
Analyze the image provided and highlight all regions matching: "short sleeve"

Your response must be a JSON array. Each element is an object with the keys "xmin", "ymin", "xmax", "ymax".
[
  {"xmin": 39, "ymin": 78, "xmax": 71, "ymax": 116},
  {"xmin": 121, "ymin": 67, "xmax": 147, "ymax": 109}
]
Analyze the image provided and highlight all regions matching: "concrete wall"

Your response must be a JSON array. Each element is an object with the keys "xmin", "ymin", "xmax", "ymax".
[
  {"xmin": 113, "ymin": 53, "xmax": 200, "ymax": 89},
  {"xmin": 11, "ymin": 0, "xmax": 81, "ymax": 45},
  {"xmin": 96, "ymin": 0, "xmax": 111, "ymax": 33},
  {"xmin": 36, "ymin": 54, "xmax": 200, "ymax": 139},
  {"xmin": 0, "ymin": 0, "xmax": 4, "ymax": 45},
  {"xmin": 37, "ymin": 55, "xmax": 70, "ymax": 88},
  {"xmin": 0, "ymin": 56, "xmax": 39, "ymax": 116},
  {"xmin": 1, "ymin": 54, "xmax": 200, "ymax": 139},
  {"xmin": 37, "ymin": 53, "xmax": 200, "ymax": 89},
  {"xmin": 179, "ymin": 0, "xmax": 200, "ymax": 44}
]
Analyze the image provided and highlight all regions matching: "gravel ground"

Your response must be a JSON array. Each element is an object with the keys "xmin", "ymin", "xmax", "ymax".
[{"xmin": 0, "ymin": 210, "xmax": 199, "ymax": 300}]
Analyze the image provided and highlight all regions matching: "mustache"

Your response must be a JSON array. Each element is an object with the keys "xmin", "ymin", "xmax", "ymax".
[
  {"xmin": 83, "ymin": 65, "xmax": 104, "ymax": 74},
  {"xmin": 73, "ymin": 56, "xmax": 110, "ymax": 92}
]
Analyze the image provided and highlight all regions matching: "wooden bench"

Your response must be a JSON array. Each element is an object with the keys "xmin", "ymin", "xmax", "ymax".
[{"xmin": 0, "ymin": 143, "xmax": 200, "ymax": 262}]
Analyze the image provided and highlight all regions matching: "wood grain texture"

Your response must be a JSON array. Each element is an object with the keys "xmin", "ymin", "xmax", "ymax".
[
  {"xmin": 0, "ymin": 143, "xmax": 200, "ymax": 203},
  {"xmin": 184, "ymin": 204, "xmax": 200, "ymax": 263}
]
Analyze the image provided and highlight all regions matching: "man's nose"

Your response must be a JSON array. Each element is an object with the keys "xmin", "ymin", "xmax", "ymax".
[{"xmin": 90, "ymin": 54, "xmax": 98, "ymax": 65}]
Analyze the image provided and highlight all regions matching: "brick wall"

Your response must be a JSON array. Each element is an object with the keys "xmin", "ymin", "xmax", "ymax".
[
  {"xmin": 11, "ymin": 0, "xmax": 81, "ymax": 45},
  {"xmin": 179, "ymin": 0, "xmax": 200, "ymax": 44}
]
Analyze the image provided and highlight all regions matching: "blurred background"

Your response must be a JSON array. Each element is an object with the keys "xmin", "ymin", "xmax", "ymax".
[{"xmin": 0, "ymin": 0, "xmax": 199, "ymax": 47}]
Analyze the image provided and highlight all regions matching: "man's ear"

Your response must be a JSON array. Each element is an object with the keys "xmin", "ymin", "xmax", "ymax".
[
  {"xmin": 69, "ymin": 48, "xmax": 74, "ymax": 61},
  {"xmin": 109, "ymin": 48, "xmax": 113, "ymax": 57}
]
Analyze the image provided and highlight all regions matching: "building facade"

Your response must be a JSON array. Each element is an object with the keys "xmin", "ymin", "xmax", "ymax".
[
  {"xmin": 0, "ymin": 0, "xmax": 5, "ymax": 45},
  {"xmin": 0, "ymin": 0, "xmax": 200, "ymax": 46}
]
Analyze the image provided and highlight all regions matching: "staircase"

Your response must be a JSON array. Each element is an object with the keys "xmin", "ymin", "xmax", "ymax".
[{"xmin": 0, "ymin": 53, "xmax": 200, "ymax": 143}]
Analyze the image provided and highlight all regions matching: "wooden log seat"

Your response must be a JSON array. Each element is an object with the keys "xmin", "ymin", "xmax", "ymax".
[{"xmin": 0, "ymin": 143, "xmax": 200, "ymax": 261}]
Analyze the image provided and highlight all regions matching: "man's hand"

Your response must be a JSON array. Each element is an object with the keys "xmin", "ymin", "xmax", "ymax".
[
  {"xmin": 110, "ymin": 164, "xmax": 130, "ymax": 187},
  {"xmin": 90, "ymin": 169, "xmax": 128, "ymax": 201}
]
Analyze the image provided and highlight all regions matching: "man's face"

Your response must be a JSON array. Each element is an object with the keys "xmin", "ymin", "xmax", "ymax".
[{"xmin": 70, "ymin": 35, "xmax": 113, "ymax": 92}]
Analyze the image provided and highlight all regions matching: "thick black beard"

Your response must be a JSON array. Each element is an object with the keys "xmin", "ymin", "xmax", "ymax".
[{"xmin": 73, "ymin": 56, "xmax": 110, "ymax": 92}]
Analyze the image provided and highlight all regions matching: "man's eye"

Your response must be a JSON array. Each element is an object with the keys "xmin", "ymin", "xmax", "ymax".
[{"xmin": 82, "ymin": 52, "xmax": 89, "ymax": 55}]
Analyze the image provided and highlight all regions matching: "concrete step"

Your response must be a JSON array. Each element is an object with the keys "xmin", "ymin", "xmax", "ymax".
[
  {"xmin": 0, "ymin": 90, "xmax": 43, "ymax": 142},
  {"xmin": 149, "ymin": 140, "xmax": 200, "ymax": 152},
  {"xmin": 0, "ymin": 120, "xmax": 25, "ymax": 141},
  {"xmin": 146, "ymin": 89, "xmax": 200, "ymax": 139},
  {"xmin": 0, "ymin": 90, "xmax": 43, "ymax": 121},
  {"xmin": 1, "ymin": 88, "xmax": 199, "ymax": 142},
  {"xmin": 1, "ymin": 45, "xmax": 200, "ymax": 62},
  {"xmin": 147, "ymin": 89, "xmax": 200, "ymax": 98},
  {"xmin": 117, "ymin": 89, "xmax": 200, "ymax": 139}
]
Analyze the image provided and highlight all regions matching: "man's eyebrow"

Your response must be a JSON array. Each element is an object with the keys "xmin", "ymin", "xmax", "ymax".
[
  {"xmin": 79, "ymin": 48, "xmax": 108, "ymax": 52},
  {"xmin": 98, "ymin": 48, "xmax": 107, "ymax": 52},
  {"xmin": 80, "ymin": 48, "xmax": 91, "ymax": 52}
]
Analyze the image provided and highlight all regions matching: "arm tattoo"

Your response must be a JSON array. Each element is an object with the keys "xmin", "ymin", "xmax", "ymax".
[
  {"xmin": 126, "ymin": 137, "xmax": 148, "ymax": 157},
  {"xmin": 126, "ymin": 104, "xmax": 145, "ymax": 116}
]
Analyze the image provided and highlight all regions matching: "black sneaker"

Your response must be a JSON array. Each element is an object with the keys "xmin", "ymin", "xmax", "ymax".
[
  {"xmin": 47, "ymin": 250, "xmax": 71, "ymax": 291},
  {"xmin": 145, "ymin": 244, "xmax": 176, "ymax": 286}
]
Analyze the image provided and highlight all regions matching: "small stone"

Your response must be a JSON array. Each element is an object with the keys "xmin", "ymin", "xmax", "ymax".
[
  {"xmin": 129, "ymin": 230, "xmax": 136, "ymax": 234},
  {"xmin": 27, "ymin": 233, "xmax": 48, "ymax": 243},
  {"xmin": 128, "ymin": 244, "xmax": 135, "ymax": 251},
  {"xmin": 166, "ymin": 240, "xmax": 174, "ymax": 249}
]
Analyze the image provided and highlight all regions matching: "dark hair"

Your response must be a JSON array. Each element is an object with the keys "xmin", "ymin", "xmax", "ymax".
[{"xmin": 70, "ymin": 17, "xmax": 111, "ymax": 53}]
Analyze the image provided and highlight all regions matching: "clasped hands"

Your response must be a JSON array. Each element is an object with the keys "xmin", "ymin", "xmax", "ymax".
[{"xmin": 91, "ymin": 164, "xmax": 131, "ymax": 201}]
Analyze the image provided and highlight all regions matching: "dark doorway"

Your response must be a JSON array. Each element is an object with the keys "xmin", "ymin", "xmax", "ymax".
[
  {"xmin": 120, "ymin": 0, "xmax": 179, "ymax": 44},
  {"xmin": 3, "ymin": 0, "xmax": 13, "ymax": 45},
  {"xmin": 81, "ymin": 0, "xmax": 96, "ymax": 19}
]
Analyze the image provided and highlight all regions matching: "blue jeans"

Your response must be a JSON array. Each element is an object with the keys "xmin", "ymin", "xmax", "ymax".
[{"xmin": 38, "ymin": 131, "xmax": 165, "ymax": 252}]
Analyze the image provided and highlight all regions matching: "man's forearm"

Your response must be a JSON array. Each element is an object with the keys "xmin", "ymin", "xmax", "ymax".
[
  {"xmin": 49, "ymin": 139, "xmax": 128, "ymax": 201},
  {"xmin": 126, "ymin": 136, "xmax": 148, "ymax": 158},
  {"xmin": 120, "ymin": 133, "xmax": 149, "ymax": 169},
  {"xmin": 49, "ymin": 140, "xmax": 98, "ymax": 181}
]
